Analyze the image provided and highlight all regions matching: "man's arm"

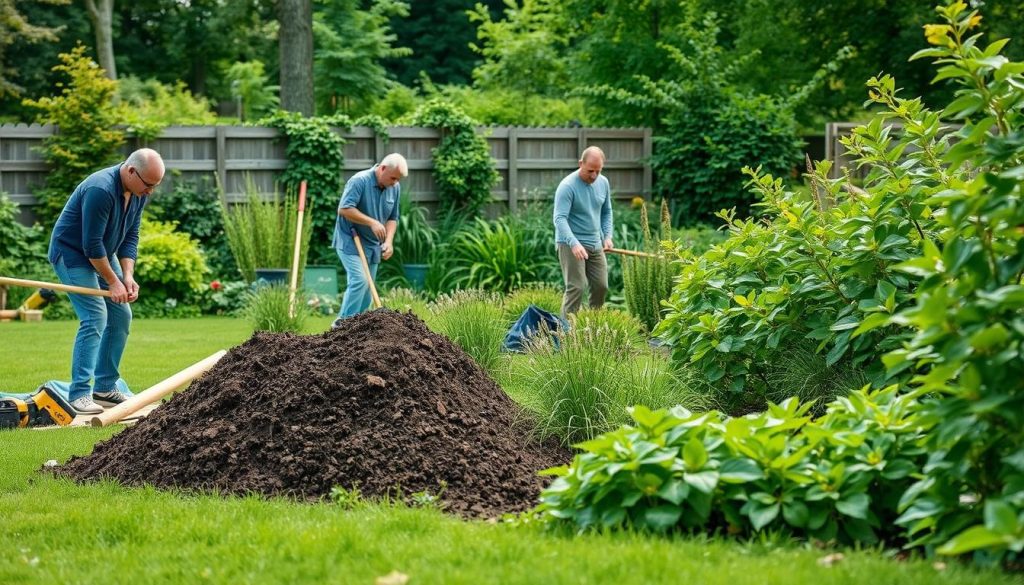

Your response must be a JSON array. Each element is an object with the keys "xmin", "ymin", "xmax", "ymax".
[
  {"xmin": 120, "ymin": 257, "xmax": 138, "ymax": 302},
  {"xmin": 88, "ymin": 257, "xmax": 129, "ymax": 303},
  {"xmin": 600, "ymin": 180, "xmax": 614, "ymax": 250},
  {"xmin": 340, "ymin": 207, "xmax": 387, "ymax": 241},
  {"xmin": 553, "ymin": 183, "xmax": 588, "ymax": 261}
]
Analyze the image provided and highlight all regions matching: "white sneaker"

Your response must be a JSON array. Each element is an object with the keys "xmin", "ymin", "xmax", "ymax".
[
  {"xmin": 94, "ymin": 390, "xmax": 130, "ymax": 407},
  {"xmin": 69, "ymin": 396, "xmax": 104, "ymax": 415}
]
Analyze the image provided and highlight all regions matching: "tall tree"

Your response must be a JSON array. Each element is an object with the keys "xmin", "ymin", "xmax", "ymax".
[
  {"xmin": 83, "ymin": 0, "xmax": 116, "ymax": 79},
  {"xmin": 313, "ymin": 0, "xmax": 411, "ymax": 114},
  {"xmin": 278, "ymin": 0, "xmax": 314, "ymax": 115},
  {"xmin": 0, "ymin": 0, "xmax": 69, "ymax": 97}
]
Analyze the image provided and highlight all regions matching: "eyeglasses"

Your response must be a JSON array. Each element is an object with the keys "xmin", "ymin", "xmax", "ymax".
[{"xmin": 131, "ymin": 167, "xmax": 158, "ymax": 190}]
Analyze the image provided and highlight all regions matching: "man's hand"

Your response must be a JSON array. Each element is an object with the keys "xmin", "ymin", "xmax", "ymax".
[
  {"xmin": 108, "ymin": 280, "xmax": 129, "ymax": 303},
  {"xmin": 381, "ymin": 241, "xmax": 393, "ymax": 261},
  {"xmin": 603, "ymin": 238, "xmax": 613, "ymax": 251},
  {"xmin": 370, "ymin": 220, "xmax": 387, "ymax": 241},
  {"xmin": 572, "ymin": 243, "xmax": 589, "ymax": 261},
  {"xmin": 123, "ymin": 275, "xmax": 140, "ymax": 303}
]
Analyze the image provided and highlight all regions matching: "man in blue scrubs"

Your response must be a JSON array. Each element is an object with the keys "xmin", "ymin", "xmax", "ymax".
[
  {"xmin": 48, "ymin": 148, "xmax": 165, "ymax": 414},
  {"xmin": 331, "ymin": 153, "xmax": 407, "ymax": 326}
]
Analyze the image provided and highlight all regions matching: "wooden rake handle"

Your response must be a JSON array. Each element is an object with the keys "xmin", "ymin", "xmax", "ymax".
[
  {"xmin": 605, "ymin": 248, "xmax": 663, "ymax": 259},
  {"xmin": 0, "ymin": 276, "xmax": 112, "ymax": 298},
  {"xmin": 350, "ymin": 229, "xmax": 383, "ymax": 309}
]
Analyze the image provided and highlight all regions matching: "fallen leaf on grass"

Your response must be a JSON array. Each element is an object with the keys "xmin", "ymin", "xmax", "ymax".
[{"xmin": 817, "ymin": 553, "xmax": 845, "ymax": 567}]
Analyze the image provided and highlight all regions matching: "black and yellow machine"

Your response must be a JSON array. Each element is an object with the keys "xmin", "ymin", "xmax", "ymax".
[{"xmin": 0, "ymin": 387, "xmax": 76, "ymax": 429}]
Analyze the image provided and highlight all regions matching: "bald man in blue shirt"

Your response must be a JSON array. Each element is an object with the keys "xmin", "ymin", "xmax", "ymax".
[{"xmin": 48, "ymin": 148, "xmax": 165, "ymax": 415}]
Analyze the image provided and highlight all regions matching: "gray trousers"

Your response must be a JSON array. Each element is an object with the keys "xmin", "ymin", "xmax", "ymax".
[{"xmin": 558, "ymin": 243, "xmax": 608, "ymax": 318}]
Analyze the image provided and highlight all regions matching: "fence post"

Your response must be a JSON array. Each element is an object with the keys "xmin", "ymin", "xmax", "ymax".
[
  {"xmin": 215, "ymin": 126, "xmax": 227, "ymax": 193},
  {"xmin": 507, "ymin": 127, "xmax": 518, "ymax": 213},
  {"xmin": 642, "ymin": 127, "xmax": 652, "ymax": 198}
]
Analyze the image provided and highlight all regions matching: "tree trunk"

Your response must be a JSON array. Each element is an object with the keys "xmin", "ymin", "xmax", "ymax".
[
  {"xmin": 277, "ymin": 0, "xmax": 314, "ymax": 116},
  {"xmin": 83, "ymin": 0, "xmax": 117, "ymax": 80}
]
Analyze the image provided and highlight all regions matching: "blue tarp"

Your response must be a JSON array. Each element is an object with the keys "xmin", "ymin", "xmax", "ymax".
[
  {"xmin": 0, "ymin": 378, "xmax": 134, "ymax": 402},
  {"xmin": 502, "ymin": 304, "xmax": 567, "ymax": 353}
]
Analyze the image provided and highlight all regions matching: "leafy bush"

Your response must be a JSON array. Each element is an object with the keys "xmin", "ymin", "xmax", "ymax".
[
  {"xmin": 147, "ymin": 174, "xmax": 235, "ymax": 277},
  {"xmin": 243, "ymin": 283, "xmax": 309, "ymax": 333},
  {"xmin": 117, "ymin": 76, "xmax": 216, "ymax": 139},
  {"xmin": 135, "ymin": 218, "xmax": 209, "ymax": 307},
  {"xmin": 23, "ymin": 45, "xmax": 124, "ymax": 229},
  {"xmin": 537, "ymin": 386, "xmax": 926, "ymax": 542},
  {"xmin": 441, "ymin": 217, "xmax": 552, "ymax": 293},
  {"xmin": 408, "ymin": 99, "xmax": 499, "ymax": 219},
  {"xmin": 220, "ymin": 177, "xmax": 312, "ymax": 283},
  {"xmin": 0, "ymin": 192, "xmax": 46, "ymax": 278},
  {"xmin": 201, "ymin": 280, "xmax": 251, "ymax": 316},
  {"xmin": 226, "ymin": 60, "xmax": 279, "ymax": 121},
  {"xmin": 427, "ymin": 289, "xmax": 506, "ymax": 373},
  {"xmin": 391, "ymin": 196, "xmax": 437, "ymax": 265}
]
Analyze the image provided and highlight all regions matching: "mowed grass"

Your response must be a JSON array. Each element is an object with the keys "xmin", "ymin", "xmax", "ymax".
[{"xmin": 0, "ymin": 318, "xmax": 1016, "ymax": 584}]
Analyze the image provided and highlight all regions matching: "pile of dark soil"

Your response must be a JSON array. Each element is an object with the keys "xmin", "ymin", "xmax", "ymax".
[{"xmin": 61, "ymin": 310, "xmax": 569, "ymax": 517}]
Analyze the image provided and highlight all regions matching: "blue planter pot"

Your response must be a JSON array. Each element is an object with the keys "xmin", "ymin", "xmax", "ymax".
[
  {"xmin": 402, "ymin": 264, "xmax": 428, "ymax": 290},
  {"xmin": 254, "ymin": 268, "xmax": 289, "ymax": 287}
]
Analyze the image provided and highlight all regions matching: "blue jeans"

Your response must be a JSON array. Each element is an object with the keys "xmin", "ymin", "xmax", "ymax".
[
  {"xmin": 337, "ymin": 250, "xmax": 379, "ymax": 318},
  {"xmin": 52, "ymin": 256, "xmax": 132, "ymax": 401}
]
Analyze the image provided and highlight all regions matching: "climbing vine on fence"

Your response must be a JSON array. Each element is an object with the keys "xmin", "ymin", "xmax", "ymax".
[
  {"xmin": 261, "ymin": 111, "xmax": 349, "ymax": 265},
  {"xmin": 409, "ymin": 99, "xmax": 498, "ymax": 220}
]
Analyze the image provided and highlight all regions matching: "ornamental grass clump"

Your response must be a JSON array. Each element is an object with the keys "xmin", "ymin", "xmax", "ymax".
[
  {"xmin": 381, "ymin": 287, "xmax": 430, "ymax": 320},
  {"xmin": 502, "ymin": 283, "xmax": 563, "ymax": 325},
  {"xmin": 623, "ymin": 200, "xmax": 678, "ymax": 333},
  {"xmin": 428, "ymin": 289, "xmax": 506, "ymax": 373},
  {"xmin": 243, "ymin": 283, "xmax": 309, "ymax": 333}
]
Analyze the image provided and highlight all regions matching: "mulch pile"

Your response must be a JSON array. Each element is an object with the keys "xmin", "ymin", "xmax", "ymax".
[{"xmin": 60, "ymin": 309, "xmax": 569, "ymax": 517}]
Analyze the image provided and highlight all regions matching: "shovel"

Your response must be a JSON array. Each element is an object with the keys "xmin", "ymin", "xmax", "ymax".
[{"xmin": 350, "ymin": 228, "xmax": 383, "ymax": 309}]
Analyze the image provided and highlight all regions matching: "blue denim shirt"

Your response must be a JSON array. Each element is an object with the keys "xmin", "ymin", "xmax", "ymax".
[
  {"xmin": 331, "ymin": 166, "xmax": 400, "ymax": 264},
  {"xmin": 48, "ymin": 164, "xmax": 148, "ymax": 268}
]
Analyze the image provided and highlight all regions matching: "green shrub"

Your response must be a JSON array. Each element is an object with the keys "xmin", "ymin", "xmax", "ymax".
[
  {"xmin": 503, "ymin": 282, "xmax": 563, "ymax": 325},
  {"xmin": 0, "ymin": 192, "xmax": 46, "ymax": 278},
  {"xmin": 147, "ymin": 174, "xmax": 235, "ymax": 277},
  {"xmin": 23, "ymin": 45, "xmax": 124, "ymax": 229},
  {"xmin": 427, "ymin": 289, "xmax": 506, "ymax": 373},
  {"xmin": 117, "ymin": 76, "xmax": 216, "ymax": 139},
  {"xmin": 243, "ymin": 283, "xmax": 309, "ymax": 333},
  {"xmin": 408, "ymin": 99, "xmax": 499, "ymax": 219},
  {"xmin": 442, "ymin": 217, "xmax": 551, "ymax": 293},
  {"xmin": 220, "ymin": 177, "xmax": 312, "ymax": 283},
  {"xmin": 537, "ymin": 386, "xmax": 926, "ymax": 542},
  {"xmin": 135, "ymin": 218, "xmax": 209, "ymax": 306}
]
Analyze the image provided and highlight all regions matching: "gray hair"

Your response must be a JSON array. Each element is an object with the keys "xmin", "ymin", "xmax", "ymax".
[
  {"xmin": 126, "ymin": 148, "xmax": 165, "ymax": 174},
  {"xmin": 580, "ymin": 146, "xmax": 606, "ymax": 164},
  {"xmin": 380, "ymin": 153, "xmax": 409, "ymax": 177}
]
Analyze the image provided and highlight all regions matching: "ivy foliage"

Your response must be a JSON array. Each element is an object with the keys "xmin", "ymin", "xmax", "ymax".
[
  {"xmin": 260, "ymin": 111, "xmax": 348, "ymax": 265},
  {"xmin": 22, "ymin": 44, "xmax": 125, "ymax": 230},
  {"xmin": 542, "ymin": 1, "xmax": 1024, "ymax": 563},
  {"xmin": 408, "ymin": 99, "xmax": 499, "ymax": 220}
]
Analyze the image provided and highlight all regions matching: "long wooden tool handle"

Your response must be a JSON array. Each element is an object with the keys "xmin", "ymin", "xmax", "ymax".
[
  {"xmin": 0, "ymin": 276, "xmax": 112, "ymax": 298},
  {"xmin": 350, "ymin": 230, "xmax": 383, "ymax": 309},
  {"xmin": 90, "ymin": 350, "xmax": 227, "ymax": 427},
  {"xmin": 605, "ymin": 248, "xmax": 663, "ymax": 259},
  {"xmin": 289, "ymin": 180, "xmax": 308, "ymax": 318}
]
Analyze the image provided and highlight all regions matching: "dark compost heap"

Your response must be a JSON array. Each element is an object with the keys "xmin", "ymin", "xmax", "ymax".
[{"xmin": 61, "ymin": 310, "xmax": 569, "ymax": 517}]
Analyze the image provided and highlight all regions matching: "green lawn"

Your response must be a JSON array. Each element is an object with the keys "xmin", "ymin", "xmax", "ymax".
[{"xmin": 0, "ymin": 318, "xmax": 1015, "ymax": 584}]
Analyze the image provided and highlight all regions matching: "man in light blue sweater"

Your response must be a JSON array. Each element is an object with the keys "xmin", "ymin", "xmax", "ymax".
[{"xmin": 553, "ymin": 146, "xmax": 613, "ymax": 318}]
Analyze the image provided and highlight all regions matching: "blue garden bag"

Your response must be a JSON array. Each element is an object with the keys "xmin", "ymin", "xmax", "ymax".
[{"xmin": 502, "ymin": 304, "xmax": 567, "ymax": 353}]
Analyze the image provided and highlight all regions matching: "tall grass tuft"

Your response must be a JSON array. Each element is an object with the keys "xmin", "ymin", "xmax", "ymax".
[
  {"xmin": 569, "ymin": 308, "xmax": 647, "ymax": 352},
  {"xmin": 512, "ymin": 325, "xmax": 704, "ymax": 445},
  {"xmin": 622, "ymin": 199, "xmax": 677, "ymax": 332},
  {"xmin": 221, "ymin": 175, "xmax": 312, "ymax": 282},
  {"xmin": 428, "ymin": 289, "xmax": 506, "ymax": 373},
  {"xmin": 382, "ymin": 287, "xmax": 431, "ymax": 320},
  {"xmin": 502, "ymin": 282, "xmax": 563, "ymax": 325},
  {"xmin": 243, "ymin": 283, "xmax": 309, "ymax": 333}
]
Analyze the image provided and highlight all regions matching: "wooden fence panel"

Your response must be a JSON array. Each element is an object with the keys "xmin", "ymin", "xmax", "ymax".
[{"xmin": 0, "ymin": 124, "xmax": 652, "ymax": 222}]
